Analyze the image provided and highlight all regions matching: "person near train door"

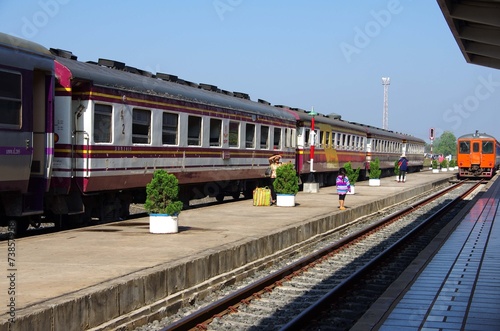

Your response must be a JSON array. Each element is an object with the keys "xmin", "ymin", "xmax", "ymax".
[
  {"xmin": 398, "ymin": 154, "xmax": 408, "ymax": 182},
  {"xmin": 336, "ymin": 167, "xmax": 351, "ymax": 210},
  {"xmin": 268, "ymin": 154, "xmax": 282, "ymax": 205}
]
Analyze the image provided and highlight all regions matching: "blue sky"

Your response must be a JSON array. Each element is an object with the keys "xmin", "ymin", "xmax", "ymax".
[{"xmin": 1, "ymin": 0, "xmax": 499, "ymax": 142}]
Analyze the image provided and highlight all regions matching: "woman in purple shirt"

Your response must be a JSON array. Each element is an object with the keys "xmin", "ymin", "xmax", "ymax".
[{"xmin": 336, "ymin": 167, "xmax": 351, "ymax": 210}]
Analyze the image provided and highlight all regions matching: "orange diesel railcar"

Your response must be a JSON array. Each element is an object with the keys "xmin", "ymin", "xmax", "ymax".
[{"xmin": 457, "ymin": 131, "xmax": 500, "ymax": 179}]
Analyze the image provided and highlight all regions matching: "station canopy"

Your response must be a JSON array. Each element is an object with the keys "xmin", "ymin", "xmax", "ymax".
[{"xmin": 437, "ymin": 0, "xmax": 500, "ymax": 70}]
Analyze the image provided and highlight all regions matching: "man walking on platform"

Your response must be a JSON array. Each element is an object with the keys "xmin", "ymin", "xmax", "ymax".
[{"xmin": 398, "ymin": 154, "xmax": 408, "ymax": 182}]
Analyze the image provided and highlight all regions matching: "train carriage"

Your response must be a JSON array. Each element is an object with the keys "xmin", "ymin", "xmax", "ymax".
[
  {"xmin": 0, "ymin": 32, "xmax": 55, "ymax": 225},
  {"xmin": 288, "ymin": 107, "xmax": 425, "ymax": 186},
  {"xmin": 52, "ymin": 52, "xmax": 297, "ymax": 221},
  {"xmin": 457, "ymin": 131, "xmax": 500, "ymax": 179},
  {"xmin": 0, "ymin": 31, "xmax": 425, "ymax": 229}
]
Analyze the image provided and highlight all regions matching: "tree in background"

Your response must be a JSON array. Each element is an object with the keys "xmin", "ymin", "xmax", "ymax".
[{"xmin": 432, "ymin": 131, "xmax": 457, "ymax": 157}]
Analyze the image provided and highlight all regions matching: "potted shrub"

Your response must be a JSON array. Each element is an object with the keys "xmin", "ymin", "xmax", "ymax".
[
  {"xmin": 432, "ymin": 159, "xmax": 439, "ymax": 173},
  {"xmin": 144, "ymin": 169, "xmax": 183, "ymax": 233},
  {"xmin": 440, "ymin": 159, "xmax": 448, "ymax": 172},
  {"xmin": 343, "ymin": 162, "xmax": 360, "ymax": 194},
  {"xmin": 448, "ymin": 159, "xmax": 456, "ymax": 171},
  {"xmin": 394, "ymin": 159, "xmax": 400, "ymax": 181},
  {"xmin": 273, "ymin": 162, "xmax": 299, "ymax": 207},
  {"xmin": 368, "ymin": 158, "xmax": 381, "ymax": 186}
]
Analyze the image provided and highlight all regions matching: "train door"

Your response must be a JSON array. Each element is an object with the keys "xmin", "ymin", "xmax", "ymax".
[
  {"xmin": 27, "ymin": 70, "xmax": 54, "ymax": 212},
  {"xmin": 471, "ymin": 141, "xmax": 481, "ymax": 166}
]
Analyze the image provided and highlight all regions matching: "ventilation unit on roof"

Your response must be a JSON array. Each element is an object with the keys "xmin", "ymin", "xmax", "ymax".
[
  {"xmin": 50, "ymin": 48, "xmax": 77, "ymax": 60},
  {"xmin": 123, "ymin": 66, "xmax": 140, "ymax": 74},
  {"xmin": 233, "ymin": 92, "xmax": 250, "ymax": 100},
  {"xmin": 327, "ymin": 113, "xmax": 341, "ymax": 119},
  {"xmin": 177, "ymin": 79, "xmax": 198, "ymax": 88},
  {"xmin": 98, "ymin": 58, "xmax": 125, "ymax": 70},
  {"xmin": 137, "ymin": 69, "xmax": 152, "ymax": 77},
  {"xmin": 258, "ymin": 99, "xmax": 270, "ymax": 105},
  {"xmin": 199, "ymin": 83, "xmax": 218, "ymax": 92},
  {"xmin": 156, "ymin": 73, "xmax": 178, "ymax": 82},
  {"xmin": 220, "ymin": 90, "xmax": 233, "ymax": 96},
  {"xmin": 274, "ymin": 105, "xmax": 289, "ymax": 109}
]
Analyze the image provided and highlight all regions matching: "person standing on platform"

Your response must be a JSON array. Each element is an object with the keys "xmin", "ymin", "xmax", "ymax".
[
  {"xmin": 268, "ymin": 154, "xmax": 282, "ymax": 205},
  {"xmin": 336, "ymin": 167, "xmax": 351, "ymax": 210},
  {"xmin": 398, "ymin": 154, "xmax": 408, "ymax": 182}
]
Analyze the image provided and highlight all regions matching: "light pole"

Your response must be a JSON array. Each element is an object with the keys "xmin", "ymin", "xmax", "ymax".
[
  {"xmin": 382, "ymin": 77, "xmax": 390, "ymax": 130},
  {"xmin": 308, "ymin": 107, "xmax": 317, "ymax": 175}
]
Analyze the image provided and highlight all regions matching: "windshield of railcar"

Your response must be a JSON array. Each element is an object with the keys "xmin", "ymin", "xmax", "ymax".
[
  {"xmin": 459, "ymin": 141, "xmax": 470, "ymax": 153},
  {"xmin": 482, "ymin": 141, "xmax": 493, "ymax": 154}
]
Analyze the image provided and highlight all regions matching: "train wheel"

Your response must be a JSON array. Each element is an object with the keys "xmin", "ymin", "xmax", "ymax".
[
  {"xmin": 215, "ymin": 194, "xmax": 225, "ymax": 202},
  {"xmin": 232, "ymin": 192, "xmax": 241, "ymax": 200}
]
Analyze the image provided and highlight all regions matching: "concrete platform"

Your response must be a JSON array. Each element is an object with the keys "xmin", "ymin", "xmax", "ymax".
[
  {"xmin": 352, "ymin": 173, "xmax": 500, "ymax": 330},
  {"xmin": 0, "ymin": 171, "xmax": 455, "ymax": 331}
]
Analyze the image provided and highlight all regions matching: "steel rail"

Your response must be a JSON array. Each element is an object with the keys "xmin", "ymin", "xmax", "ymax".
[
  {"xmin": 279, "ymin": 180, "xmax": 482, "ymax": 330},
  {"xmin": 160, "ymin": 180, "xmax": 477, "ymax": 331}
]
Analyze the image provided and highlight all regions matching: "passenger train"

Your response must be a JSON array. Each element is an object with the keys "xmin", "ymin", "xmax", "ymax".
[
  {"xmin": 0, "ymin": 32, "xmax": 425, "ymax": 230},
  {"xmin": 456, "ymin": 131, "xmax": 500, "ymax": 179}
]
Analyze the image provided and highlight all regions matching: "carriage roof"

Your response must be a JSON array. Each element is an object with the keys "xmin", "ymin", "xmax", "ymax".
[{"xmin": 55, "ymin": 55, "xmax": 297, "ymax": 122}]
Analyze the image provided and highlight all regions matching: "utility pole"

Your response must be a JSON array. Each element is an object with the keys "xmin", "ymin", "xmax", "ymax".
[{"xmin": 382, "ymin": 77, "xmax": 390, "ymax": 130}]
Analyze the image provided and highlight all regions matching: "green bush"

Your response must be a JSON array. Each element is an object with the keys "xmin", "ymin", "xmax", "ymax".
[
  {"xmin": 448, "ymin": 159, "xmax": 456, "ymax": 167},
  {"xmin": 273, "ymin": 163, "xmax": 299, "ymax": 195},
  {"xmin": 394, "ymin": 159, "xmax": 400, "ymax": 176},
  {"xmin": 144, "ymin": 170, "xmax": 183, "ymax": 215},
  {"xmin": 432, "ymin": 159, "xmax": 439, "ymax": 169},
  {"xmin": 369, "ymin": 158, "xmax": 382, "ymax": 179},
  {"xmin": 440, "ymin": 159, "xmax": 448, "ymax": 169},
  {"xmin": 343, "ymin": 162, "xmax": 360, "ymax": 185}
]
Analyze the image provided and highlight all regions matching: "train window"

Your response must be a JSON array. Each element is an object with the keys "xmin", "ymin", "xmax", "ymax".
[
  {"xmin": 188, "ymin": 115, "xmax": 202, "ymax": 146},
  {"xmin": 319, "ymin": 131, "xmax": 325, "ymax": 148},
  {"xmin": 0, "ymin": 71, "xmax": 22, "ymax": 128},
  {"xmin": 334, "ymin": 132, "xmax": 340, "ymax": 148},
  {"xmin": 94, "ymin": 104, "xmax": 112, "ymax": 143},
  {"xmin": 325, "ymin": 131, "xmax": 330, "ymax": 147},
  {"xmin": 273, "ymin": 128, "xmax": 281, "ymax": 149},
  {"xmin": 482, "ymin": 141, "xmax": 493, "ymax": 154},
  {"xmin": 210, "ymin": 118, "xmax": 222, "ymax": 147},
  {"xmin": 229, "ymin": 121, "xmax": 239, "ymax": 147},
  {"xmin": 245, "ymin": 123, "xmax": 255, "ymax": 148},
  {"xmin": 473, "ymin": 142, "xmax": 479, "ymax": 153},
  {"xmin": 304, "ymin": 128, "xmax": 310, "ymax": 146},
  {"xmin": 132, "ymin": 108, "xmax": 151, "ymax": 144},
  {"xmin": 285, "ymin": 128, "xmax": 294, "ymax": 148},
  {"xmin": 459, "ymin": 141, "xmax": 470, "ymax": 153},
  {"xmin": 260, "ymin": 125, "xmax": 269, "ymax": 149},
  {"xmin": 162, "ymin": 112, "xmax": 178, "ymax": 145}
]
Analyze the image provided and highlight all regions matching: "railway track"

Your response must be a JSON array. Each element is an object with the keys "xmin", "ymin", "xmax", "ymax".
[{"xmin": 141, "ymin": 180, "xmax": 482, "ymax": 331}]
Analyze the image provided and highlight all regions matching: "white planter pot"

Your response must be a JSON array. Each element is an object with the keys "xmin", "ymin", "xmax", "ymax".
[
  {"xmin": 276, "ymin": 194, "xmax": 295, "ymax": 207},
  {"xmin": 149, "ymin": 214, "xmax": 178, "ymax": 234},
  {"xmin": 448, "ymin": 167, "xmax": 454, "ymax": 171},
  {"xmin": 368, "ymin": 178, "xmax": 380, "ymax": 186},
  {"xmin": 432, "ymin": 169, "xmax": 439, "ymax": 173},
  {"xmin": 441, "ymin": 168, "xmax": 448, "ymax": 172}
]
